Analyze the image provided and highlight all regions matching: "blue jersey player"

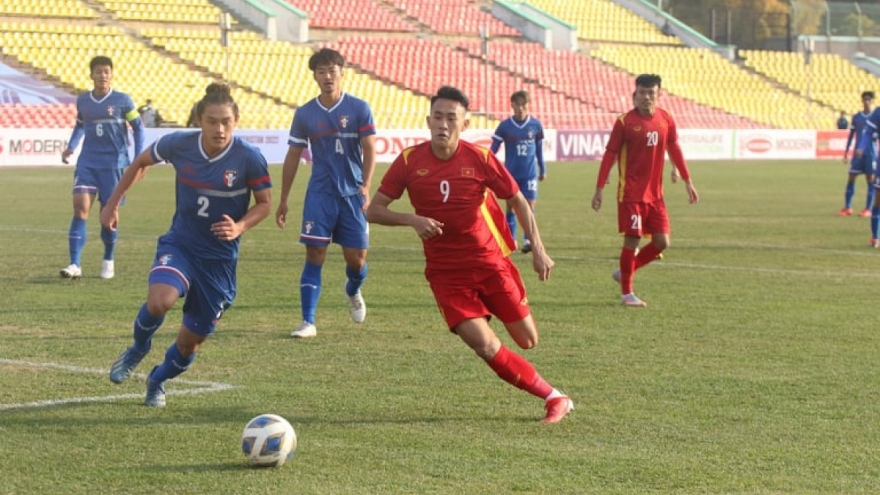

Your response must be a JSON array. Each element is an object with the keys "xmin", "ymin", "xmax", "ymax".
[
  {"xmin": 840, "ymin": 91, "xmax": 876, "ymax": 218},
  {"xmin": 101, "ymin": 83, "xmax": 272, "ymax": 407},
  {"xmin": 490, "ymin": 90, "xmax": 545, "ymax": 253},
  {"xmin": 60, "ymin": 56, "xmax": 144, "ymax": 280},
  {"xmin": 275, "ymin": 48, "xmax": 377, "ymax": 339}
]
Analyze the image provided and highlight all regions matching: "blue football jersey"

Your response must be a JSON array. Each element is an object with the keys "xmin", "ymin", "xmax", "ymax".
[
  {"xmin": 69, "ymin": 89, "xmax": 141, "ymax": 168},
  {"xmin": 288, "ymin": 92, "xmax": 376, "ymax": 197},
  {"xmin": 858, "ymin": 109, "xmax": 880, "ymax": 159},
  {"xmin": 490, "ymin": 116, "xmax": 545, "ymax": 180},
  {"xmin": 151, "ymin": 131, "xmax": 272, "ymax": 261},
  {"xmin": 846, "ymin": 110, "xmax": 880, "ymax": 158}
]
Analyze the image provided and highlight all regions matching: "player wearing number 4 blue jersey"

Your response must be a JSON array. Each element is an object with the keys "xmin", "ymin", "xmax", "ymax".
[
  {"xmin": 490, "ymin": 91, "xmax": 545, "ymax": 253},
  {"xmin": 276, "ymin": 48, "xmax": 377, "ymax": 339},
  {"xmin": 60, "ymin": 56, "xmax": 144, "ymax": 280},
  {"xmin": 102, "ymin": 83, "xmax": 272, "ymax": 407}
]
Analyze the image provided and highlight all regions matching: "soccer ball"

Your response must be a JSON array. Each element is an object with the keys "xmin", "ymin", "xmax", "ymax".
[{"xmin": 241, "ymin": 414, "xmax": 297, "ymax": 468}]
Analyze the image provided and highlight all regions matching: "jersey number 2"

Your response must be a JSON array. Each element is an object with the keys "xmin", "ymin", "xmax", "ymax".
[{"xmin": 197, "ymin": 196, "xmax": 210, "ymax": 217}]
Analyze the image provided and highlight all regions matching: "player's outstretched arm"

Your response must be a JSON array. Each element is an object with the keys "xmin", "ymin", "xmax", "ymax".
[
  {"xmin": 509, "ymin": 192, "xmax": 553, "ymax": 281},
  {"xmin": 100, "ymin": 148, "xmax": 156, "ymax": 231},
  {"xmin": 366, "ymin": 192, "xmax": 444, "ymax": 240},
  {"xmin": 275, "ymin": 146, "xmax": 304, "ymax": 229},
  {"xmin": 212, "ymin": 188, "xmax": 272, "ymax": 241},
  {"xmin": 591, "ymin": 188, "xmax": 604, "ymax": 212}
]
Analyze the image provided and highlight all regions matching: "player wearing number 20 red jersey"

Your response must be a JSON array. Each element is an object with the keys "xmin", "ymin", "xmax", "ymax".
[
  {"xmin": 591, "ymin": 74, "xmax": 699, "ymax": 307},
  {"xmin": 368, "ymin": 86, "xmax": 572, "ymax": 423}
]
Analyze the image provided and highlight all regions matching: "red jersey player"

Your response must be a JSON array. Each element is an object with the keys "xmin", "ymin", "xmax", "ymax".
[
  {"xmin": 367, "ymin": 86, "xmax": 573, "ymax": 423},
  {"xmin": 591, "ymin": 74, "xmax": 699, "ymax": 307}
]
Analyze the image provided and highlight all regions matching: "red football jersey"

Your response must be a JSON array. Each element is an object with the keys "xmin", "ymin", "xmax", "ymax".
[
  {"xmin": 597, "ymin": 107, "xmax": 687, "ymax": 204},
  {"xmin": 378, "ymin": 140, "xmax": 518, "ymax": 270}
]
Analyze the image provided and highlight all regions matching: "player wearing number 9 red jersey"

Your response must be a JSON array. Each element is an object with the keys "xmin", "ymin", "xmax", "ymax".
[
  {"xmin": 368, "ymin": 86, "xmax": 573, "ymax": 423},
  {"xmin": 591, "ymin": 74, "xmax": 699, "ymax": 307}
]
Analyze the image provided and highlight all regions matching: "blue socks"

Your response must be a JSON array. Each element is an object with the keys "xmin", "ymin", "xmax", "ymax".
[
  {"xmin": 101, "ymin": 226, "xmax": 117, "ymax": 261},
  {"xmin": 872, "ymin": 206, "xmax": 880, "ymax": 239},
  {"xmin": 506, "ymin": 211, "xmax": 517, "ymax": 241},
  {"xmin": 300, "ymin": 261, "xmax": 323, "ymax": 324},
  {"xmin": 845, "ymin": 182, "xmax": 855, "ymax": 209},
  {"xmin": 68, "ymin": 217, "xmax": 87, "ymax": 266},
  {"xmin": 132, "ymin": 304, "xmax": 165, "ymax": 353},
  {"xmin": 151, "ymin": 343, "xmax": 195, "ymax": 382},
  {"xmin": 345, "ymin": 264, "xmax": 367, "ymax": 297},
  {"xmin": 867, "ymin": 187, "xmax": 876, "ymax": 211}
]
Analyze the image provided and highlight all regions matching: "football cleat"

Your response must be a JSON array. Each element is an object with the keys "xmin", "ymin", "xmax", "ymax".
[
  {"xmin": 109, "ymin": 346, "xmax": 149, "ymax": 384},
  {"xmin": 100, "ymin": 259, "xmax": 115, "ymax": 279},
  {"xmin": 871, "ymin": 238, "xmax": 879, "ymax": 249},
  {"xmin": 290, "ymin": 320, "xmax": 317, "ymax": 339},
  {"xmin": 520, "ymin": 240, "xmax": 532, "ymax": 254},
  {"xmin": 347, "ymin": 289, "xmax": 366, "ymax": 324},
  {"xmin": 541, "ymin": 396, "xmax": 574, "ymax": 423},
  {"xmin": 144, "ymin": 366, "xmax": 166, "ymax": 408},
  {"xmin": 838, "ymin": 207, "xmax": 853, "ymax": 216},
  {"xmin": 860, "ymin": 208, "xmax": 872, "ymax": 218},
  {"xmin": 60, "ymin": 263, "xmax": 82, "ymax": 279},
  {"xmin": 621, "ymin": 293, "xmax": 647, "ymax": 307}
]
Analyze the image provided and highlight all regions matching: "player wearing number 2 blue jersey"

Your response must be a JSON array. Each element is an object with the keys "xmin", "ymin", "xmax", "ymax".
[
  {"xmin": 60, "ymin": 56, "xmax": 144, "ymax": 280},
  {"xmin": 276, "ymin": 48, "xmax": 377, "ymax": 339},
  {"xmin": 101, "ymin": 83, "xmax": 272, "ymax": 407},
  {"xmin": 490, "ymin": 91, "xmax": 545, "ymax": 253}
]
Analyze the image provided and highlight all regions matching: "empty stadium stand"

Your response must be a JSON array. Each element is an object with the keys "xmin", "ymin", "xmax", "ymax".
[
  {"xmin": 284, "ymin": 0, "xmax": 416, "ymax": 32},
  {"xmin": 526, "ymin": 0, "xmax": 680, "ymax": 45}
]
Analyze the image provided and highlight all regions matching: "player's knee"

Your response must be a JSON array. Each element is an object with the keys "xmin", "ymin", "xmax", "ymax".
[
  {"xmin": 145, "ymin": 293, "xmax": 176, "ymax": 316},
  {"xmin": 653, "ymin": 237, "xmax": 670, "ymax": 251}
]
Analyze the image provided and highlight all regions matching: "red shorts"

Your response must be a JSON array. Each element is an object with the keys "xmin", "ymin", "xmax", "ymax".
[
  {"xmin": 617, "ymin": 199, "xmax": 669, "ymax": 237},
  {"xmin": 426, "ymin": 257, "xmax": 531, "ymax": 330}
]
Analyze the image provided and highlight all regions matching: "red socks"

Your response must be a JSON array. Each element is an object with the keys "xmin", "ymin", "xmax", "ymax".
[
  {"xmin": 487, "ymin": 345, "xmax": 553, "ymax": 399},
  {"xmin": 620, "ymin": 243, "xmax": 664, "ymax": 294},
  {"xmin": 635, "ymin": 243, "xmax": 662, "ymax": 269},
  {"xmin": 619, "ymin": 247, "xmax": 636, "ymax": 294}
]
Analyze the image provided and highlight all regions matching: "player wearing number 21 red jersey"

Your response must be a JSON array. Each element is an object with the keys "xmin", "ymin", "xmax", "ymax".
[
  {"xmin": 367, "ymin": 86, "xmax": 572, "ymax": 423},
  {"xmin": 591, "ymin": 74, "xmax": 699, "ymax": 308}
]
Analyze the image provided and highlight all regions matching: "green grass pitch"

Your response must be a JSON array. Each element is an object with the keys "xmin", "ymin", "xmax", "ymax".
[{"xmin": 0, "ymin": 159, "xmax": 878, "ymax": 494}]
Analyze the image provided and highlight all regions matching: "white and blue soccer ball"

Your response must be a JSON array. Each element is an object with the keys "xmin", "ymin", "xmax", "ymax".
[{"xmin": 241, "ymin": 414, "xmax": 297, "ymax": 468}]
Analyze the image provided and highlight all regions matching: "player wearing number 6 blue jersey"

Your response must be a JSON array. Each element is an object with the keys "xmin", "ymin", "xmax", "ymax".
[
  {"xmin": 490, "ymin": 91, "xmax": 545, "ymax": 253},
  {"xmin": 60, "ymin": 56, "xmax": 144, "ymax": 280},
  {"xmin": 101, "ymin": 83, "xmax": 272, "ymax": 407},
  {"xmin": 275, "ymin": 48, "xmax": 377, "ymax": 339}
]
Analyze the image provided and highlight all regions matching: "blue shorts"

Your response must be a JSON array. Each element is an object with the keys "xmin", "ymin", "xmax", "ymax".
[
  {"xmin": 299, "ymin": 189, "xmax": 369, "ymax": 249},
  {"xmin": 72, "ymin": 166, "xmax": 124, "ymax": 206},
  {"xmin": 148, "ymin": 238, "xmax": 236, "ymax": 337},
  {"xmin": 512, "ymin": 176, "xmax": 539, "ymax": 201},
  {"xmin": 849, "ymin": 154, "xmax": 876, "ymax": 176}
]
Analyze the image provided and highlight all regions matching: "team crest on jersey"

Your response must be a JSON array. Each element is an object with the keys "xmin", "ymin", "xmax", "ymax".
[
  {"xmin": 158, "ymin": 254, "xmax": 173, "ymax": 265},
  {"xmin": 633, "ymin": 125, "xmax": 642, "ymax": 132},
  {"xmin": 338, "ymin": 115, "xmax": 350, "ymax": 128},
  {"xmin": 106, "ymin": 106, "xmax": 115, "ymax": 116},
  {"xmin": 416, "ymin": 168, "xmax": 428, "ymax": 176},
  {"xmin": 224, "ymin": 170, "xmax": 238, "ymax": 188},
  {"xmin": 527, "ymin": 129, "xmax": 534, "ymax": 139},
  {"xmin": 461, "ymin": 168, "xmax": 475, "ymax": 177}
]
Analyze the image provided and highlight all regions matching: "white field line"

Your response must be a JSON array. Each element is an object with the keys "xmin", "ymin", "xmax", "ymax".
[{"xmin": 0, "ymin": 358, "xmax": 236, "ymax": 411}]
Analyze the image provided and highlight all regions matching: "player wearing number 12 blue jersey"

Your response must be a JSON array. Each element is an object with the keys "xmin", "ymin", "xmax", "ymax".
[
  {"xmin": 101, "ymin": 83, "xmax": 272, "ymax": 407},
  {"xmin": 490, "ymin": 91, "xmax": 545, "ymax": 253},
  {"xmin": 60, "ymin": 56, "xmax": 144, "ymax": 280},
  {"xmin": 275, "ymin": 48, "xmax": 377, "ymax": 339}
]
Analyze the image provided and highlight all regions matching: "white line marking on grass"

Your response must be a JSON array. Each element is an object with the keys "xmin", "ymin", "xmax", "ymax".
[{"xmin": 0, "ymin": 358, "xmax": 236, "ymax": 411}]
